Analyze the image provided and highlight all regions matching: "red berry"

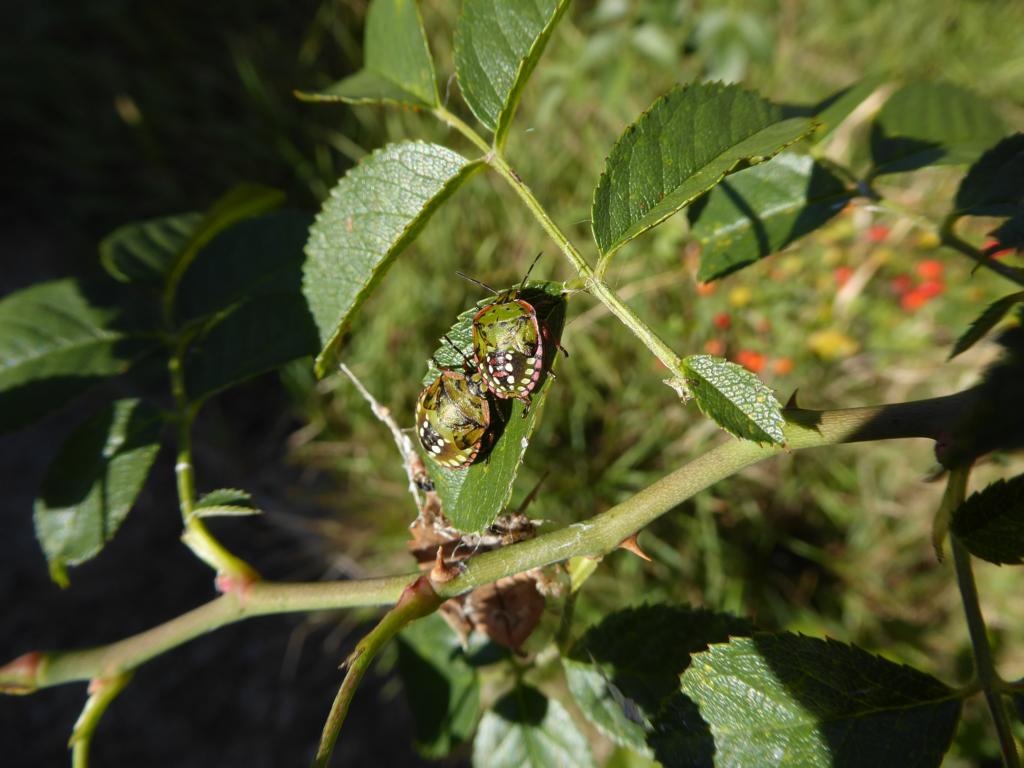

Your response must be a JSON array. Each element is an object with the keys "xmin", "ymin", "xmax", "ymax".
[
  {"xmin": 889, "ymin": 274, "xmax": 913, "ymax": 295},
  {"xmin": 772, "ymin": 357, "xmax": 794, "ymax": 375},
  {"xmin": 917, "ymin": 280, "xmax": 944, "ymax": 298},
  {"xmin": 866, "ymin": 224, "xmax": 890, "ymax": 243},
  {"xmin": 695, "ymin": 281, "xmax": 717, "ymax": 296},
  {"xmin": 734, "ymin": 349, "xmax": 766, "ymax": 373},
  {"xmin": 983, "ymin": 239, "xmax": 1014, "ymax": 259},
  {"xmin": 901, "ymin": 290, "xmax": 930, "ymax": 311},
  {"xmin": 915, "ymin": 260, "xmax": 944, "ymax": 280},
  {"xmin": 713, "ymin": 312, "xmax": 732, "ymax": 330},
  {"xmin": 703, "ymin": 338, "xmax": 725, "ymax": 356},
  {"xmin": 834, "ymin": 266, "xmax": 854, "ymax": 287}
]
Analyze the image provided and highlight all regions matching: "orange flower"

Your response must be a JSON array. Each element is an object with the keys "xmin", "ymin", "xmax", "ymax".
[
  {"xmin": 834, "ymin": 266, "xmax": 854, "ymax": 287},
  {"xmin": 713, "ymin": 312, "xmax": 732, "ymax": 330},
  {"xmin": 917, "ymin": 280, "xmax": 944, "ymax": 299}
]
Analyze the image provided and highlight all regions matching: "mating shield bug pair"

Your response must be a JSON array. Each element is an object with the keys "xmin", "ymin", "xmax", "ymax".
[{"xmin": 416, "ymin": 255, "xmax": 563, "ymax": 470}]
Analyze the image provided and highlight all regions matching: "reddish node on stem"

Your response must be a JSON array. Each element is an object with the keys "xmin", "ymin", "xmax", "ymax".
[
  {"xmin": 618, "ymin": 533, "xmax": 652, "ymax": 562},
  {"xmin": 214, "ymin": 571, "xmax": 257, "ymax": 602},
  {"xmin": 0, "ymin": 651, "xmax": 42, "ymax": 695}
]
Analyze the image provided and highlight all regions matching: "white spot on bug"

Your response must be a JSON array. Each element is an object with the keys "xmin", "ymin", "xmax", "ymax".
[
  {"xmin": 506, "ymin": 375, "xmax": 515, "ymax": 384},
  {"xmin": 521, "ymin": 377, "xmax": 531, "ymax": 384},
  {"xmin": 431, "ymin": 444, "xmax": 442, "ymax": 454},
  {"xmin": 504, "ymin": 363, "xmax": 513, "ymax": 372},
  {"xmin": 488, "ymin": 364, "xmax": 494, "ymax": 373}
]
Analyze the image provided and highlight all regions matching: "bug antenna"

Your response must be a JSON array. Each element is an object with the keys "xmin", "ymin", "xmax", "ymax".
[
  {"xmin": 455, "ymin": 271, "xmax": 498, "ymax": 295},
  {"xmin": 519, "ymin": 252, "xmax": 543, "ymax": 293},
  {"xmin": 442, "ymin": 335, "xmax": 475, "ymax": 369}
]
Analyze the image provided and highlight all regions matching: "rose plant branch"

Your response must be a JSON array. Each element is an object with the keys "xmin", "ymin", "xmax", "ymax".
[
  {"xmin": 312, "ymin": 574, "xmax": 443, "ymax": 768},
  {"xmin": 1, "ymin": 389, "xmax": 973, "ymax": 697},
  {"xmin": 434, "ymin": 105, "xmax": 687, "ymax": 379},
  {"xmin": 948, "ymin": 462, "xmax": 1022, "ymax": 768},
  {"xmin": 169, "ymin": 343, "xmax": 258, "ymax": 582}
]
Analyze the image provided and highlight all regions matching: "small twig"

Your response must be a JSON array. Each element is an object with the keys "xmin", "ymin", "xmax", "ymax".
[
  {"xmin": 69, "ymin": 672, "xmax": 133, "ymax": 768},
  {"xmin": 338, "ymin": 363, "xmax": 424, "ymax": 510},
  {"xmin": 312, "ymin": 575, "xmax": 442, "ymax": 767},
  {"xmin": 949, "ymin": 460, "xmax": 1022, "ymax": 768}
]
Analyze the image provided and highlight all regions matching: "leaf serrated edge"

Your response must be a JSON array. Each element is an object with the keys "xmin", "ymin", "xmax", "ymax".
[
  {"xmin": 949, "ymin": 291, "xmax": 1024, "ymax": 359},
  {"xmin": 682, "ymin": 355, "xmax": 785, "ymax": 446},
  {"xmin": 188, "ymin": 505, "xmax": 262, "ymax": 521},
  {"xmin": 493, "ymin": 0, "xmax": 572, "ymax": 149},
  {"xmin": 310, "ymin": 144, "xmax": 483, "ymax": 378},
  {"xmin": 591, "ymin": 82, "xmax": 816, "ymax": 257},
  {"xmin": 296, "ymin": 0, "xmax": 438, "ymax": 108}
]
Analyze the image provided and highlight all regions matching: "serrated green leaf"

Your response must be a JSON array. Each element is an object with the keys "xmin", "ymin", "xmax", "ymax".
[
  {"xmin": 0, "ymin": 279, "xmax": 155, "ymax": 433},
  {"xmin": 397, "ymin": 614, "xmax": 480, "ymax": 758},
  {"xmin": 472, "ymin": 684, "xmax": 595, "ymax": 768},
  {"xmin": 455, "ymin": 0, "xmax": 570, "ymax": 148},
  {"xmin": 163, "ymin": 183, "xmax": 285, "ymax": 318},
  {"xmin": 422, "ymin": 283, "xmax": 565, "ymax": 532},
  {"xmin": 681, "ymin": 633, "xmax": 962, "ymax": 768},
  {"xmin": 870, "ymin": 81, "xmax": 1006, "ymax": 175},
  {"xmin": 303, "ymin": 142, "xmax": 481, "ymax": 378},
  {"xmin": 33, "ymin": 399, "xmax": 163, "ymax": 586},
  {"xmin": 184, "ymin": 292, "xmax": 319, "ymax": 401},
  {"xmin": 689, "ymin": 153, "xmax": 852, "ymax": 281},
  {"xmin": 175, "ymin": 211, "xmax": 313, "ymax": 324},
  {"xmin": 563, "ymin": 604, "xmax": 751, "ymax": 754},
  {"xmin": 646, "ymin": 693, "xmax": 717, "ymax": 768},
  {"xmin": 951, "ymin": 474, "xmax": 1024, "ymax": 565},
  {"xmin": 190, "ymin": 488, "xmax": 259, "ymax": 520},
  {"xmin": 196, "ymin": 488, "xmax": 253, "ymax": 508},
  {"xmin": 991, "ymin": 216, "xmax": 1024, "ymax": 252},
  {"xmin": 681, "ymin": 354, "xmax": 785, "ymax": 444},
  {"xmin": 949, "ymin": 292, "xmax": 1024, "ymax": 359},
  {"xmin": 809, "ymin": 76, "xmax": 886, "ymax": 144},
  {"xmin": 100, "ymin": 212, "xmax": 202, "ymax": 285},
  {"xmin": 295, "ymin": 0, "xmax": 437, "ymax": 107},
  {"xmin": 954, "ymin": 133, "xmax": 1024, "ymax": 216},
  {"xmin": 591, "ymin": 82, "xmax": 813, "ymax": 258}
]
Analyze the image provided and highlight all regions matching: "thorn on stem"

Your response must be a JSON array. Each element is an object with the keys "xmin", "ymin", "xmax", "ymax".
[
  {"xmin": 430, "ymin": 547, "xmax": 461, "ymax": 585},
  {"xmin": 618, "ymin": 534, "xmax": 652, "ymax": 562}
]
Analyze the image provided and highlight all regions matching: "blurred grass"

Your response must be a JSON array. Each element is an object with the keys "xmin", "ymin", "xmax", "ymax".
[{"xmin": 9, "ymin": 0, "xmax": 1024, "ymax": 763}]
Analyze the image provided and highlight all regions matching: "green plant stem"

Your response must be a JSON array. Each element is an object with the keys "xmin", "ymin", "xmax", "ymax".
[
  {"xmin": 28, "ymin": 577, "xmax": 413, "ymax": 689},
  {"xmin": 3, "ymin": 391, "xmax": 973, "ymax": 695},
  {"xmin": 950, "ymin": 469, "xmax": 1021, "ymax": 768},
  {"xmin": 168, "ymin": 348, "xmax": 257, "ymax": 580},
  {"xmin": 433, "ymin": 105, "xmax": 492, "ymax": 156},
  {"xmin": 69, "ymin": 672, "xmax": 132, "ymax": 768},
  {"xmin": 487, "ymin": 152, "xmax": 685, "ymax": 375},
  {"xmin": 312, "ymin": 576, "xmax": 442, "ymax": 768},
  {"xmin": 433, "ymin": 106, "xmax": 687, "ymax": 376}
]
